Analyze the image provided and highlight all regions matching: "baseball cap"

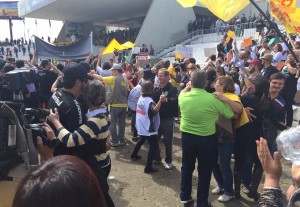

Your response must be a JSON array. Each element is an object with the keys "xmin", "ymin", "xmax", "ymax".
[
  {"xmin": 62, "ymin": 63, "xmax": 93, "ymax": 80},
  {"xmin": 110, "ymin": 64, "xmax": 122, "ymax": 71},
  {"xmin": 260, "ymin": 53, "xmax": 273, "ymax": 62},
  {"xmin": 248, "ymin": 59, "xmax": 261, "ymax": 66},
  {"xmin": 79, "ymin": 61, "xmax": 91, "ymax": 72}
]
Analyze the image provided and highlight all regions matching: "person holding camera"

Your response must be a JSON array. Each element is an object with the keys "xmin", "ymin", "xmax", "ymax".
[
  {"xmin": 47, "ymin": 64, "xmax": 106, "ymax": 163},
  {"xmin": 48, "ymin": 80, "xmax": 111, "ymax": 177}
]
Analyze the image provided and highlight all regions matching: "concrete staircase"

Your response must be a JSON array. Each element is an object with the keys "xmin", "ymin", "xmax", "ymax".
[{"xmin": 156, "ymin": 28, "xmax": 258, "ymax": 60}]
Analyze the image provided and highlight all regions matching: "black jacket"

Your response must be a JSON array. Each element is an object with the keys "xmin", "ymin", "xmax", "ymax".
[{"xmin": 153, "ymin": 82, "xmax": 178, "ymax": 119}]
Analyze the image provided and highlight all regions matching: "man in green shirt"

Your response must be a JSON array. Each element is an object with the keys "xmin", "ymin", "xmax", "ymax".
[{"xmin": 178, "ymin": 70, "xmax": 234, "ymax": 207}]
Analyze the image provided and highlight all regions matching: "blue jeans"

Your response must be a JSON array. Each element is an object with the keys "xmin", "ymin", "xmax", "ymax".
[
  {"xmin": 180, "ymin": 132, "xmax": 217, "ymax": 207},
  {"xmin": 213, "ymin": 143, "xmax": 234, "ymax": 196},
  {"xmin": 242, "ymin": 151, "xmax": 253, "ymax": 186}
]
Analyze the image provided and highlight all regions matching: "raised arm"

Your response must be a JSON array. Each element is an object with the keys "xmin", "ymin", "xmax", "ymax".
[
  {"xmin": 30, "ymin": 52, "xmax": 37, "ymax": 66},
  {"xmin": 51, "ymin": 63, "xmax": 62, "ymax": 76},
  {"xmin": 51, "ymin": 76, "xmax": 62, "ymax": 93},
  {"xmin": 84, "ymin": 53, "xmax": 93, "ymax": 63}
]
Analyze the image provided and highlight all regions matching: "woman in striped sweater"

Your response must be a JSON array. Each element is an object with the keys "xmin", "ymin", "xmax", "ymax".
[{"xmin": 48, "ymin": 80, "xmax": 111, "ymax": 177}]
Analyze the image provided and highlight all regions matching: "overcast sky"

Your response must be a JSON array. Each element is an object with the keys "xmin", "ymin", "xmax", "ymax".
[{"xmin": 0, "ymin": 0, "xmax": 63, "ymax": 42}]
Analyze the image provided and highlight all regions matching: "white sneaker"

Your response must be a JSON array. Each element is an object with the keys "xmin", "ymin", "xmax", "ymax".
[
  {"xmin": 241, "ymin": 184, "xmax": 250, "ymax": 194},
  {"xmin": 218, "ymin": 194, "xmax": 234, "ymax": 203},
  {"xmin": 164, "ymin": 163, "xmax": 173, "ymax": 170},
  {"xmin": 211, "ymin": 186, "xmax": 223, "ymax": 195},
  {"xmin": 180, "ymin": 198, "xmax": 194, "ymax": 204}
]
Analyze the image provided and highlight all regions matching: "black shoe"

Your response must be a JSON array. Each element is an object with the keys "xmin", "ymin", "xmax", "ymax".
[
  {"xmin": 144, "ymin": 167, "xmax": 158, "ymax": 173},
  {"xmin": 234, "ymin": 191, "xmax": 241, "ymax": 199},
  {"xmin": 131, "ymin": 155, "xmax": 141, "ymax": 161},
  {"xmin": 247, "ymin": 192, "xmax": 260, "ymax": 201},
  {"xmin": 132, "ymin": 136, "xmax": 140, "ymax": 142}
]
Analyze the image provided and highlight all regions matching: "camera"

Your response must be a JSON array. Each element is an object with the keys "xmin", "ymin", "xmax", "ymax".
[
  {"xmin": 24, "ymin": 108, "xmax": 49, "ymax": 124},
  {"xmin": 23, "ymin": 108, "xmax": 54, "ymax": 147}
]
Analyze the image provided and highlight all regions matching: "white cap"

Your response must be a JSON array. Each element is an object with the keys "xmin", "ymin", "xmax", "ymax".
[{"xmin": 295, "ymin": 36, "xmax": 300, "ymax": 42}]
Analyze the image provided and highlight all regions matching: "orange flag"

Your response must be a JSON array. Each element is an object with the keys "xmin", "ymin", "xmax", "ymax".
[{"xmin": 243, "ymin": 38, "xmax": 252, "ymax": 47}]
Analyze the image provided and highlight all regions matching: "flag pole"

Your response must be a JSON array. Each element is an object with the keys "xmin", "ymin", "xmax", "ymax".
[
  {"xmin": 249, "ymin": 0, "xmax": 299, "ymax": 62},
  {"xmin": 90, "ymin": 31, "xmax": 93, "ymax": 55}
]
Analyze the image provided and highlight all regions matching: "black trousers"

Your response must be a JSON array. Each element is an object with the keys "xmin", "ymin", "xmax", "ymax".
[{"xmin": 131, "ymin": 134, "xmax": 159, "ymax": 169}]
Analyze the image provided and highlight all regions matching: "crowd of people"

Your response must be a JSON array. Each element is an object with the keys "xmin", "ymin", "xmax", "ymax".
[
  {"xmin": 0, "ymin": 37, "xmax": 34, "ymax": 61},
  {"xmin": 93, "ymin": 27, "xmax": 140, "ymax": 46},
  {"xmin": 188, "ymin": 12, "xmax": 276, "ymax": 38},
  {"xmin": 1, "ymin": 15, "xmax": 300, "ymax": 207}
]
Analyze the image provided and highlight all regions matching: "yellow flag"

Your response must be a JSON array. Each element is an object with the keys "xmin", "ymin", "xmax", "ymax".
[
  {"xmin": 177, "ymin": 0, "xmax": 249, "ymax": 21},
  {"xmin": 227, "ymin": 30, "xmax": 235, "ymax": 39},
  {"xmin": 176, "ymin": 53, "xmax": 183, "ymax": 59},
  {"xmin": 121, "ymin": 41, "xmax": 135, "ymax": 49},
  {"xmin": 225, "ymin": 30, "xmax": 235, "ymax": 43},
  {"xmin": 176, "ymin": 0, "xmax": 197, "ymax": 8},
  {"xmin": 270, "ymin": 0, "xmax": 300, "ymax": 34},
  {"xmin": 101, "ymin": 38, "xmax": 122, "ymax": 55},
  {"xmin": 197, "ymin": 0, "xmax": 249, "ymax": 22}
]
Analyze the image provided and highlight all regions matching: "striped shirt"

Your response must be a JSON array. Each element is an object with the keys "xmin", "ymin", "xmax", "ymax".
[{"xmin": 57, "ymin": 113, "xmax": 110, "ymax": 168}]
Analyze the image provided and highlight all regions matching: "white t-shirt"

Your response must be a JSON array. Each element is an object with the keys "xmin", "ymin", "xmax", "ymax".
[
  {"xmin": 96, "ymin": 66, "xmax": 112, "ymax": 77},
  {"xmin": 234, "ymin": 83, "xmax": 241, "ymax": 95},
  {"xmin": 272, "ymin": 52, "xmax": 283, "ymax": 66},
  {"xmin": 281, "ymin": 42, "xmax": 288, "ymax": 61}
]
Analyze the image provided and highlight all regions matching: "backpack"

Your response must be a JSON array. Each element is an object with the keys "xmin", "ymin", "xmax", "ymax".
[
  {"xmin": 0, "ymin": 102, "xmax": 38, "ymax": 181},
  {"xmin": 128, "ymin": 85, "xmax": 142, "ymax": 111}
]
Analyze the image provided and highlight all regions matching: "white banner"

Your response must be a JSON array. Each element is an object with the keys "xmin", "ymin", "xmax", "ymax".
[
  {"xmin": 132, "ymin": 47, "xmax": 140, "ymax": 54},
  {"xmin": 204, "ymin": 48, "xmax": 217, "ymax": 58},
  {"xmin": 175, "ymin": 45, "xmax": 193, "ymax": 59}
]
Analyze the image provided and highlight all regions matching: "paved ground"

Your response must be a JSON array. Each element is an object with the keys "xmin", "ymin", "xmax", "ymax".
[
  {"xmin": 0, "ymin": 117, "xmax": 294, "ymax": 207},
  {"xmin": 107, "ymin": 119, "xmax": 293, "ymax": 207}
]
